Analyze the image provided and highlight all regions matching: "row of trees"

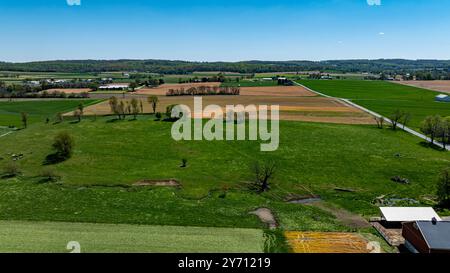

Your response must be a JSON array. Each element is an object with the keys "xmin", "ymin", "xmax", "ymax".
[
  {"xmin": 3, "ymin": 59, "xmax": 450, "ymax": 74},
  {"xmin": 166, "ymin": 86, "xmax": 240, "ymax": 96},
  {"xmin": 0, "ymin": 90, "xmax": 90, "ymax": 99},
  {"xmin": 374, "ymin": 109, "xmax": 412, "ymax": 130},
  {"xmin": 421, "ymin": 115, "xmax": 450, "ymax": 148},
  {"xmin": 375, "ymin": 111, "xmax": 450, "ymax": 149},
  {"xmin": 177, "ymin": 75, "xmax": 229, "ymax": 84},
  {"xmin": 108, "ymin": 97, "xmax": 144, "ymax": 120}
]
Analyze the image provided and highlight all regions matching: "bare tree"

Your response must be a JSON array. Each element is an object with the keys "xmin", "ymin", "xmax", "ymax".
[
  {"xmin": 119, "ymin": 101, "xmax": 126, "ymax": 120},
  {"xmin": 131, "ymin": 98, "xmax": 140, "ymax": 120},
  {"xmin": 389, "ymin": 109, "xmax": 405, "ymax": 131},
  {"xmin": 374, "ymin": 116, "xmax": 385, "ymax": 129},
  {"xmin": 402, "ymin": 113, "xmax": 412, "ymax": 129},
  {"xmin": 21, "ymin": 112, "xmax": 28, "ymax": 129},
  {"xmin": 148, "ymin": 96, "xmax": 159, "ymax": 114},
  {"xmin": 109, "ymin": 96, "xmax": 121, "ymax": 120},
  {"xmin": 77, "ymin": 103, "xmax": 84, "ymax": 116},
  {"xmin": 421, "ymin": 115, "xmax": 443, "ymax": 144},
  {"xmin": 439, "ymin": 117, "xmax": 450, "ymax": 149},
  {"xmin": 56, "ymin": 112, "xmax": 64, "ymax": 123},
  {"xmin": 251, "ymin": 161, "xmax": 276, "ymax": 193},
  {"xmin": 73, "ymin": 109, "xmax": 82, "ymax": 123}
]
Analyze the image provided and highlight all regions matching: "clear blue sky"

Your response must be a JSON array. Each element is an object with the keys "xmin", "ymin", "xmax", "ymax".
[{"xmin": 1, "ymin": 0, "xmax": 449, "ymax": 62}]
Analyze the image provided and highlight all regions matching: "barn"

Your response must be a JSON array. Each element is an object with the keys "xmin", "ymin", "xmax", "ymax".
[
  {"xmin": 435, "ymin": 94, "xmax": 450, "ymax": 102},
  {"xmin": 98, "ymin": 84, "xmax": 129, "ymax": 91},
  {"xmin": 379, "ymin": 207, "xmax": 441, "ymax": 227},
  {"xmin": 402, "ymin": 220, "xmax": 450, "ymax": 253}
]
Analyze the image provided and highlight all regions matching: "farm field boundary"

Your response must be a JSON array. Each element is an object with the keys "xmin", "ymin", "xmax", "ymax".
[
  {"xmin": 294, "ymin": 81, "xmax": 449, "ymax": 151},
  {"xmin": 0, "ymin": 220, "xmax": 264, "ymax": 253}
]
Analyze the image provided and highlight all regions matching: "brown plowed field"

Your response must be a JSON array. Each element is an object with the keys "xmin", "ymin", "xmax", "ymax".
[
  {"xmin": 239, "ymin": 86, "xmax": 316, "ymax": 97},
  {"xmin": 45, "ymin": 88, "xmax": 92, "ymax": 94},
  {"xmin": 397, "ymin": 80, "xmax": 450, "ymax": 94},
  {"xmin": 80, "ymin": 95, "xmax": 374, "ymax": 124}
]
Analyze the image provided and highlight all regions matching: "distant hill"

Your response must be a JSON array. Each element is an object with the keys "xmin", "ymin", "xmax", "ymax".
[{"xmin": 1, "ymin": 59, "xmax": 450, "ymax": 74}]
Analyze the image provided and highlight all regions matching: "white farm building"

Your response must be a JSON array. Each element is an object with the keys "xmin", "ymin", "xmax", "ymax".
[{"xmin": 436, "ymin": 94, "xmax": 450, "ymax": 102}]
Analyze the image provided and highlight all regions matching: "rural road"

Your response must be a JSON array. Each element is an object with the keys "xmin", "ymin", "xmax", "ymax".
[
  {"xmin": 0, "ymin": 132, "xmax": 12, "ymax": 138},
  {"xmin": 295, "ymin": 82, "xmax": 450, "ymax": 151}
]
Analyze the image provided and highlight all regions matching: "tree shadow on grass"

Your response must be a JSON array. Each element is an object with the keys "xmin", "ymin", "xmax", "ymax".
[
  {"xmin": 1, "ymin": 174, "xmax": 18, "ymax": 180},
  {"xmin": 43, "ymin": 153, "xmax": 67, "ymax": 165},
  {"xmin": 436, "ymin": 200, "xmax": 450, "ymax": 210},
  {"xmin": 106, "ymin": 118, "xmax": 123, "ymax": 123},
  {"xmin": 419, "ymin": 141, "xmax": 447, "ymax": 152}
]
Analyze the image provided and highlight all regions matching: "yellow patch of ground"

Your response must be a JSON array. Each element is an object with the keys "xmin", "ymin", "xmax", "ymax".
[{"xmin": 285, "ymin": 231, "xmax": 371, "ymax": 253}]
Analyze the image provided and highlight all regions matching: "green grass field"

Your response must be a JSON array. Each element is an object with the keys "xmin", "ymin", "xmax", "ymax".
[
  {"xmin": 0, "ymin": 99, "xmax": 101, "ymax": 127},
  {"xmin": 1, "ymin": 110, "xmax": 449, "ymax": 229},
  {"xmin": 298, "ymin": 80, "xmax": 450, "ymax": 129},
  {"xmin": 0, "ymin": 221, "xmax": 264, "ymax": 253}
]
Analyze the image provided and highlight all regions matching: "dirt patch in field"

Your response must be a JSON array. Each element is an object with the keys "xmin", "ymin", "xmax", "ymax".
[
  {"xmin": 397, "ymin": 80, "xmax": 450, "ymax": 94},
  {"xmin": 133, "ymin": 179, "xmax": 181, "ymax": 187},
  {"xmin": 285, "ymin": 194, "xmax": 322, "ymax": 204},
  {"xmin": 250, "ymin": 208, "xmax": 278, "ymax": 229},
  {"xmin": 45, "ymin": 88, "xmax": 92, "ymax": 94},
  {"xmin": 306, "ymin": 202, "xmax": 370, "ymax": 229},
  {"xmin": 285, "ymin": 231, "xmax": 371, "ymax": 253},
  {"xmin": 136, "ymin": 82, "xmax": 222, "ymax": 96},
  {"xmin": 240, "ymin": 86, "xmax": 317, "ymax": 97}
]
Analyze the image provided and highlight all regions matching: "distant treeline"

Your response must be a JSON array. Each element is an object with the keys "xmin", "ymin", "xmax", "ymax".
[
  {"xmin": 166, "ymin": 86, "xmax": 240, "ymax": 96},
  {"xmin": 1, "ymin": 59, "xmax": 450, "ymax": 75},
  {"xmin": 0, "ymin": 90, "xmax": 90, "ymax": 99}
]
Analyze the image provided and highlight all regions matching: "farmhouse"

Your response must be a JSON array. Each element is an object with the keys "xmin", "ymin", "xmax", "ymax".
[
  {"xmin": 402, "ymin": 220, "xmax": 450, "ymax": 253},
  {"xmin": 435, "ymin": 94, "xmax": 450, "ymax": 102}
]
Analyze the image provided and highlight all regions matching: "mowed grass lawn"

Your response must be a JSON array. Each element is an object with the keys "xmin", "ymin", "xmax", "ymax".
[
  {"xmin": 0, "ymin": 111, "xmax": 449, "ymax": 228},
  {"xmin": 0, "ymin": 99, "xmax": 101, "ymax": 127},
  {"xmin": 0, "ymin": 221, "xmax": 263, "ymax": 253},
  {"xmin": 298, "ymin": 80, "xmax": 450, "ymax": 130}
]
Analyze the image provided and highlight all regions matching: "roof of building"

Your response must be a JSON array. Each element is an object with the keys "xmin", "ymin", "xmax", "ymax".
[
  {"xmin": 436, "ymin": 94, "xmax": 449, "ymax": 99},
  {"xmin": 99, "ymin": 84, "xmax": 129, "ymax": 89},
  {"xmin": 416, "ymin": 221, "xmax": 450, "ymax": 250},
  {"xmin": 380, "ymin": 207, "xmax": 442, "ymax": 222}
]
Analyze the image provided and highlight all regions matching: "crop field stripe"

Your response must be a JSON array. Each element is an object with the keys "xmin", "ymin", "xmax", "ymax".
[{"xmin": 0, "ymin": 221, "xmax": 264, "ymax": 253}]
